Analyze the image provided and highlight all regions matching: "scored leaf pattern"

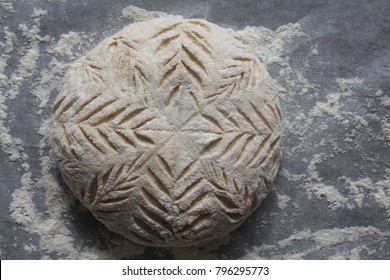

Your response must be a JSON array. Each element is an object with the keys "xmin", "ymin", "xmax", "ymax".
[
  {"xmin": 106, "ymin": 36, "xmax": 152, "ymax": 93},
  {"xmin": 52, "ymin": 19, "xmax": 282, "ymax": 247},
  {"xmin": 213, "ymin": 56, "xmax": 263, "ymax": 101}
]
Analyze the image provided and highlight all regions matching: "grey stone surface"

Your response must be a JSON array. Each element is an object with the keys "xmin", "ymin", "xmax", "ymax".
[{"xmin": 0, "ymin": 0, "xmax": 389, "ymax": 259}]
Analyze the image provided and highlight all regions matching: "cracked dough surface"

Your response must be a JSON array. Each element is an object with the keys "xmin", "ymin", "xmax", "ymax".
[{"xmin": 50, "ymin": 16, "xmax": 282, "ymax": 247}]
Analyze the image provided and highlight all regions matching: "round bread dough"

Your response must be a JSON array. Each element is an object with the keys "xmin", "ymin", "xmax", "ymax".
[{"xmin": 50, "ymin": 16, "xmax": 282, "ymax": 247}]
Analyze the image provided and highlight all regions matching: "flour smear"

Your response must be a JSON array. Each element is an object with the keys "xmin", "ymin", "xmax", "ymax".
[{"xmin": 1, "ymin": 5, "xmax": 389, "ymax": 259}]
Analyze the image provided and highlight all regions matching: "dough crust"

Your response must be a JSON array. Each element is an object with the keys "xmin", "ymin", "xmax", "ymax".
[{"xmin": 50, "ymin": 17, "xmax": 282, "ymax": 247}]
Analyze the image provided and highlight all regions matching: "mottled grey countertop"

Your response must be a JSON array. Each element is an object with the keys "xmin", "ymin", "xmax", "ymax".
[{"xmin": 1, "ymin": 0, "xmax": 389, "ymax": 259}]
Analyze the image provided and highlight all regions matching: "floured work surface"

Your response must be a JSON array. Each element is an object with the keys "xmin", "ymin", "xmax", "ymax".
[{"xmin": 1, "ymin": 1, "xmax": 390, "ymax": 259}]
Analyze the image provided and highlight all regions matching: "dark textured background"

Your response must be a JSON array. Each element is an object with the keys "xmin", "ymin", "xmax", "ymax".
[{"xmin": 1, "ymin": 0, "xmax": 389, "ymax": 259}]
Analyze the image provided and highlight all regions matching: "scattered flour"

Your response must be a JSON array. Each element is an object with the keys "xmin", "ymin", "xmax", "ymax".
[
  {"xmin": 377, "ymin": 89, "xmax": 390, "ymax": 107},
  {"xmin": 242, "ymin": 226, "xmax": 390, "ymax": 259},
  {"xmin": 31, "ymin": 8, "xmax": 47, "ymax": 18},
  {"xmin": 49, "ymin": 32, "xmax": 83, "ymax": 59},
  {"xmin": 233, "ymin": 23, "xmax": 305, "ymax": 67},
  {"xmin": 1, "ymin": 27, "xmax": 17, "ymax": 54},
  {"xmin": 0, "ymin": 0, "xmax": 14, "ymax": 13},
  {"xmin": 276, "ymin": 194, "xmax": 291, "ymax": 209},
  {"xmin": 122, "ymin": 5, "xmax": 167, "ymax": 22},
  {"xmin": 1, "ymin": 4, "xmax": 389, "ymax": 259},
  {"xmin": 381, "ymin": 121, "xmax": 390, "ymax": 143},
  {"xmin": 31, "ymin": 58, "xmax": 69, "ymax": 112},
  {"xmin": 311, "ymin": 44, "xmax": 319, "ymax": 55},
  {"xmin": 310, "ymin": 77, "xmax": 364, "ymax": 120},
  {"xmin": 6, "ymin": 11, "xmax": 50, "ymax": 99}
]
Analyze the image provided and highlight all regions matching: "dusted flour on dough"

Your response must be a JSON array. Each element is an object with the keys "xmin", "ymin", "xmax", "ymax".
[{"xmin": 50, "ymin": 16, "xmax": 282, "ymax": 247}]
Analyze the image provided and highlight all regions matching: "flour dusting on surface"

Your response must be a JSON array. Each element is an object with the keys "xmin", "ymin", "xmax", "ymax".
[
  {"xmin": 122, "ymin": 5, "xmax": 167, "ymax": 22},
  {"xmin": 241, "ymin": 226, "xmax": 390, "ymax": 259},
  {"xmin": 0, "ymin": 0, "xmax": 14, "ymax": 13},
  {"xmin": 1, "ymin": 4, "xmax": 389, "ymax": 259}
]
